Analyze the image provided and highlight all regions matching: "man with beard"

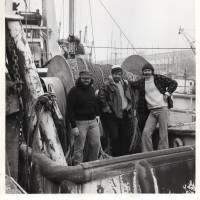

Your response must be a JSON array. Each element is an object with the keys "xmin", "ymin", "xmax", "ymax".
[
  {"xmin": 67, "ymin": 70, "xmax": 101, "ymax": 165},
  {"xmin": 130, "ymin": 63, "xmax": 178, "ymax": 152},
  {"xmin": 98, "ymin": 65, "xmax": 134, "ymax": 156}
]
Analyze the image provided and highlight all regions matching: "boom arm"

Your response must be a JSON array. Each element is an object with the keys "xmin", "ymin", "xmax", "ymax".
[{"xmin": 178, "ymin": 27, "xmax": 195, "ymax": 55}]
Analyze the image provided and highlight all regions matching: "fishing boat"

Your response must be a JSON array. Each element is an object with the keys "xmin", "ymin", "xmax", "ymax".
[{"xmin": 5, "ymin": 0, "xmax": 195, "ymax": 193}]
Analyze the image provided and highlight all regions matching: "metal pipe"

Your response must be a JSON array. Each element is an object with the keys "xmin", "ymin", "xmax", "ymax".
[{"xmin": 32, "ymin": 145, "xmax": 195, "ymax": 184}]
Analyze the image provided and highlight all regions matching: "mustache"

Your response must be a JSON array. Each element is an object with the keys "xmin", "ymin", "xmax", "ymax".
[{"xmin": 143, "ymin": 73, "xmax": 152, "ymax": 76}]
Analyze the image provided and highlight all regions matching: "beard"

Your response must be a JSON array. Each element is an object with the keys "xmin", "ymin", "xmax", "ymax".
[
  {"xmin": 81, "ymin": 81, "xmax": 91, "ymax": 89},
  {"xmin": 113, "ymin": 77, "xmax": 121, "ymax": 83}
]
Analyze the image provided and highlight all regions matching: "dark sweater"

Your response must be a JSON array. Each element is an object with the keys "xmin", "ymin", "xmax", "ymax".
[{"xmin": 67, "ymin": 78, "xmax": 99, "ymax": 128}]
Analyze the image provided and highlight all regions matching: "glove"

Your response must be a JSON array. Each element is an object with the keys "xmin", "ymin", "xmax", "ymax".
[
  {"xmin": 71, "ymin": 127, "xmax": 79, "ymax": 136},
  {"xmin": 96, "ymin": 116, "xmax": 100, "ymax": 124}
]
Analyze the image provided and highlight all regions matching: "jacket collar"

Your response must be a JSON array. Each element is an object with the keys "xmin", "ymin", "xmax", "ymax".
[
  {"xmin": 107, "ymin": 75, "xmax": 128, "ymax": 86},
  {"xmin": 105, "ymin": 76, "xmax": 129, "ymax": 92}
]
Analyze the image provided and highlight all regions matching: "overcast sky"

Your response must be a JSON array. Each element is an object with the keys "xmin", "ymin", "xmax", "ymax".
[{"xmin": 18, "ymin": 0, "xmax": 195, "ymax": 61}]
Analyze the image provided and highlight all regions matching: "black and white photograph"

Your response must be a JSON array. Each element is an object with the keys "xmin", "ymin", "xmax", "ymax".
[{"xmin": 2, "ymin": 0, "xmax": 198, "ymax": 195}]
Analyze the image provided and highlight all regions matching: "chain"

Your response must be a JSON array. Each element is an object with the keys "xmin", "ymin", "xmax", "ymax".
[
  {"xmin": 7, "ymin": 34, "xmax": 25, "ymax": 147},
  {"xmin": 11, "ymin": 49, "xmax": 23, "ymax": 94},
  {"xmin": 6, "ymin": 28, "xmax": 32, "ymax": 189},
  {"xmin": 7, "ymin": 35, "xmax": 24, "ymax": 111}
]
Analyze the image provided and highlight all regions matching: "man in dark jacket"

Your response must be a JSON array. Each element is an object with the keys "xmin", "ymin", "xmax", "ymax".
[
  {"xmin": 98, "ymin": 65, "xmax": 134, "ymax": 156},
  {"xmin": 130, "ymin": 63, "xmax": 178, "ymax": 152},
  {"xmin": 67, "ymin": 70, "xmax": 101, "ymax": 165}
]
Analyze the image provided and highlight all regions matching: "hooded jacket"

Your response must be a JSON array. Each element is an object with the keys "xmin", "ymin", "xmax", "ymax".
[{"xmin": 67, "ymin": 78, "xmax": 99, "ymax": 128}]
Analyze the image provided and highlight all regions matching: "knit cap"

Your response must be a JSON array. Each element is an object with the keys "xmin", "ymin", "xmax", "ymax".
[
  {"xmin": 79, "ymin": 70, "xmax": 92, "ymax": 78},
  {"xmin": 142, "ymin": 63, "xmax": 154, "ymax": 73}
]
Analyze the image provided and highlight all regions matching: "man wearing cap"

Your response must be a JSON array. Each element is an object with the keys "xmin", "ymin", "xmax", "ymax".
[
  {"xmin": 98, "ymin": 65, "xmax": 134, "ymax": 156},
  {"xmin": 130, "ymin": 63, "xmax": 177, "ymax": 152},
  {"xmin": 67, "ymin": 70, "xmax": 101, "ymax": 165}
]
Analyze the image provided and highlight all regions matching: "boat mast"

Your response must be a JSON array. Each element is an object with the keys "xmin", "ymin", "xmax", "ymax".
[
  {"xmin": 68, "ymin": 0, "xmax": 76, "ymax": 57},
  {"xmin": 69, "ymin": 0, "xmax": 74, "ymax": 36},
  {"xmin": 42, "ymin": 0, "xmax": 60, "ymax": 60}
]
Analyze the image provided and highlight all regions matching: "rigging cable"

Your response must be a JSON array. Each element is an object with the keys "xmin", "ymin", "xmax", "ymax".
[
  {"xmin": 58, "ymin": 0, "xmax": 63, "ymax": 38},
  {"xmin": 23, "ymin": 0, "xmax": 28, "ymax": 38},
  {"xmin": 98, "ymin": 0, "xmax": 138, "ymax": 54},
  {"xmin": 23, "ymin": 0, "xmax": 28, "ymax": 8},
  {"xmin": 28, "ymin": 0, "xmax": 30, "ymax": 12},
  {"xmin": 83, "ymin": 45, "xmax": 193, "ymax": 50},
  {"xmin": 62, "ymin": 0, "xmax": 65, "ymax": 38},
  {"xmin": 89, "ymin": 0, "xmax": 96, "ymax": 63}
]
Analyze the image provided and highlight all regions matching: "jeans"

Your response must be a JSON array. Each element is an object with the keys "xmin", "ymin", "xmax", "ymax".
[
  {"xmin": 73, "ymin": 119, "xmax": 101, "ymax": 165},
  {"xmin": 142, "ymin": 107, "xmax": 169, "ymax": 152}
]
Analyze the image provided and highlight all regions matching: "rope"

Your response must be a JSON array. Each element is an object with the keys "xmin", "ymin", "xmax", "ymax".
[
  {"xmin": 98, "ymin": 0, "xmax": 138, "ymax": 54},
  {"xmin": 25, "ymin": 93, "xmax": 54, "ymax": 190},
  {"xmin": 88, "ymin": 0, "xmax": 96, "ymax": 63},
  {"xmin": 98, "ymin": 147, "xmax": 112, "ymax": 159},
  {"xmin": 35, "ymin": 92, "xmax": 69, "ymax": 154},
  {"xmin": 25, "ymin": 92, "xmax": 70, "ymax": 187}
]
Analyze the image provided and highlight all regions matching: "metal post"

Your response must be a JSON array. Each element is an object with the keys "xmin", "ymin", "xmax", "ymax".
[
  {"xmin": 184, "ymin": 68, "xmax": 187, "ymax": 93},
  {"xmin": 69, "ymin": 0, "xmax": 74, "ymax": 36}
]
